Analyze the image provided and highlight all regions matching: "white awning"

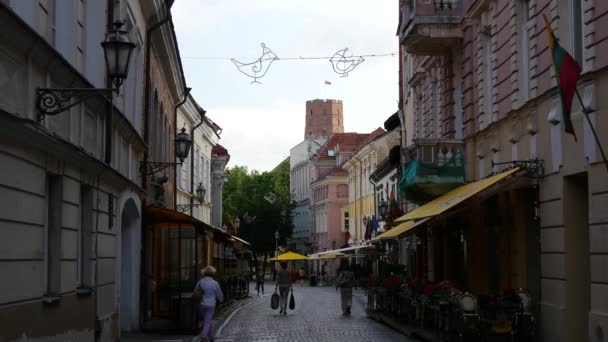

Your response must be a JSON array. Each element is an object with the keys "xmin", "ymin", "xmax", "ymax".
[{"xmin": 308, "ymin": 244, "xmax": 374, "ymax": 258}]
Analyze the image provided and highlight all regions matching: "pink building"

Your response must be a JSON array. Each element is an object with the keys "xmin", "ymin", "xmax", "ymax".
[{"xmin": 310, "ymin": 130, "xmax": 385, "ymax": 253}]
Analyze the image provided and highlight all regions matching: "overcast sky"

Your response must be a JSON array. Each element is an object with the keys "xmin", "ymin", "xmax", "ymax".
[{"xmin": 172, "ymin": 0, "xmax": 398, "ymax": 172}]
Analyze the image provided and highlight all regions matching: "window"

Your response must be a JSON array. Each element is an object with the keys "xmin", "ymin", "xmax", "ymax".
[
  {"xmin": 432, "ymin": 75, "xmax": 440, "ymax": 137},
  {"xmin": 45, "ymin": 175, "xmax": 63, "ymax": 296},
  {"xmin": 79, "ymin": 185, "xmax": 93, "ymax": 288},
  {"xmin": 205, "ymin": 159, "xmax": 210, "ymax": 194},
  {"xmin": 177, "ymin": 164, "xmax": 182, "ymax": 189},
  {"xmin": 416, "ymin": 87, "xmax": 423, "ymax": 138},
  {"xmin": 517, "ymin": 0, "xmax": 530, "ymax": 103},
  {"xmin": 569, "ymin": 0, "xmax": 583, "ymax": 66},
  {"xmin": 76, "ymin": 0, "xmax": 86, "ymax": 72},
  {"xmin": 151, "ymin": 91, "xmax": 158, "ymax": 154},
  {"xmin": 344, "ymin": 212, "xmax": 350, "ymax": 232},
  {"xmin": 37, "ymin": 0, "xmax": 56, "ymax": 45},
  {"xmin": 481, "ymin": 20, "xmax": 493, "ymax": 126},
  {"xmin": 194, "ymin": 146, "xmax": 200, "ymax": 186}
]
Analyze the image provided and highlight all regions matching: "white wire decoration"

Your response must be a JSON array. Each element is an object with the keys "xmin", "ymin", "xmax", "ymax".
[
  {"xmin": 264, "ymin": 192, "xmax": 277, "ymax": 204},
  {"xmin": 329, "ymin": 48, "xmax": 365, "ymax": 77},
  {"xmin": 230, "ymin": 43, "xmax": 279, "ymax": 84},
  {"xmin": 223, "ymin": 44, "xmax": 389, "ymax": 83},
  {"xmin": 243, "ymin": 212, "xmax": 256, "ymax": 224}
]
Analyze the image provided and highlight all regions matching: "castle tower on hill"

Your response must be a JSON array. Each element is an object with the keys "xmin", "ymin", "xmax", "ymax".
[{"xmin": 304, "ymin": 99, "xmax": 344, "ymax": 140}]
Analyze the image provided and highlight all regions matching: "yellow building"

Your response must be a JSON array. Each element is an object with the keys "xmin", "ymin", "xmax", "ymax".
[{"xmin": 343, "ymin": 130, "xmax": 399, "ymax": 243}]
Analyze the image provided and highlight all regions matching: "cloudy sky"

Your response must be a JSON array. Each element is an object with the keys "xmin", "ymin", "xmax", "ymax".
[{"xmin": 172, "ymin": 0, "xmax": 398, "ymax": 171}]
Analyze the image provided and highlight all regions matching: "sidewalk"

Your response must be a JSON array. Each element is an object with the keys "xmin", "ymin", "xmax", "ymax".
[
  {"xmin": 121, "ymin": 284, "xmax": 256, "ymax": 342},
  {"xmin": 352, "ymin": 289, "xmax": 438, "ymax": 342}
]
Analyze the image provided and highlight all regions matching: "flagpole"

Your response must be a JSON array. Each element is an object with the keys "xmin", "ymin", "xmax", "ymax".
[{"xmin": 573, "ymin": 89, "xmax": 608, "ymax": 172}]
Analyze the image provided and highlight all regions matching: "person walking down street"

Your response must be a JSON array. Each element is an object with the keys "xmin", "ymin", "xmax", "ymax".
[
  {"xmin": 275, "ymin": 262, "xmax": 292, "ymax": 315},
  {"xmin": 193, "ymin": 266, "xmax": 224, "ymax": 342},
  {"xmin": 256, "ymin": 268, "xmax": 265, "ymax": 296},
  {"xmin": 336, "ymin": 259, "xmax": 355, "ymax": 316}
]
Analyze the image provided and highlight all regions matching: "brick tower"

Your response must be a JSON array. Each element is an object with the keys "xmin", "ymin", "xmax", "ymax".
[{"xmin": 304, "ymin": 99, "xmax": 344, "ymax": 139}]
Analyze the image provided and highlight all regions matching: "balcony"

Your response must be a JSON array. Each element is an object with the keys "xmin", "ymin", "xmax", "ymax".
[
  {"xmin": 399, "ymin": 138, "xmax": 465, "ymax": 204},
  {"xmin": 398, "ymin": 0, "xmax": 463, "ymax": 55}
]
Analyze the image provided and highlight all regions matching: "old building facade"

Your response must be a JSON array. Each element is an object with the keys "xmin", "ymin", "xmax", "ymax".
[
  {"xmin": 397, "ymin": 0, "xmax": 608, "ymax": 340},
  {"xmin": 0, "ymin": 0, "xmax": 151, "ymax": 340}
]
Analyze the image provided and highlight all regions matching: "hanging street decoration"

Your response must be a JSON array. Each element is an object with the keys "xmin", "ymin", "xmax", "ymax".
[
  {"xmin": 329, "ymin": 48, "xmax": 365, "ymax": 77},
  {"xmin": 243, "ymin": 212, "xmax": 256, "ymax": 224},
  {"xmin": 230, "ymin": 43, "xmax": 279, "ymax": 84},
  {"xmin": 212, "ymin": 43, "xmax": 394, "ymax": 83},
  {"xmin": 264, "ymin": 192, "xmax": 277, "ymax": 203}
]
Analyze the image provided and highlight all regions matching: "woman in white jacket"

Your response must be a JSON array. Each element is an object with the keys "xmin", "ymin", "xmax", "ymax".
[{"xmin": 193, "ymin": 266, "xmax": 224, "ymax": 342}]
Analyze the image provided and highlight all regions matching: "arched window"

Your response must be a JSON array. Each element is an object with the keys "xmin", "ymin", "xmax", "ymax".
[
  {"xmin": 152, "ymin": 90, "xmax": 158, "ymax": 157},
  {"xmin": 159, "ymin": 103, "xmax": 164, "ymax": 161}
]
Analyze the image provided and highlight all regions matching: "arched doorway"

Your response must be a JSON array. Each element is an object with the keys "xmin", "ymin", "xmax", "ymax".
[{"xmin": 119, "ymin": 197, "xmax": 141, "ymax": 332}]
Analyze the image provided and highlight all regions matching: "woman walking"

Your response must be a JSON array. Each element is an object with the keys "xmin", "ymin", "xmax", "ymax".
[
  {"xmin": 336, "ymin": 259, "xmax": 355, "ymax": 316},
  {"xmin": 193, "ymin": 266, "xmax": 224, "ymax": 342},
  {"xmin": 275, "ymin": 262, "xmax": 292, "ymax": 315}
]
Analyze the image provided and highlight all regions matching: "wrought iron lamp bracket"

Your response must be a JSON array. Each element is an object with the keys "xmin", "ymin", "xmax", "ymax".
[
  {"xmin": 176, "ymin": 203, "xmax": 201, "ymax": 213},
  {"xmin": 36, "ymin": 87, "xmax": 116, "ymax": 121},
  {"xmin": 141, "ymin": 161, "xmax": 182, "ymax": 176},
  {"xmin": 491, "ymin": 158, "xmax": 545, "ymax": 179}
]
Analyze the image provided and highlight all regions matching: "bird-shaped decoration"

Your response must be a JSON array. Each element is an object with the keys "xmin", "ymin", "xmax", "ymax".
[
  {"xmin": 231, "ymin": 43, "xmax": 279, "ymax": 84},
  {"xmin": 243, "ymin": 212, "xmax": 256, "ymax": 224},
  {"xmin": 264, "ymin": 192, "xmax": 277, "ymax": 204},
  {"xmin": 329, "ymin": 48, "xmax": 364, "ymax": 77}
]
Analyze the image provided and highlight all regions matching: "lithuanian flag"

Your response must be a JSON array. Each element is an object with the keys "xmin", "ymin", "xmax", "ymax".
[{"xmin": 543, "ymin": 14, "xmax": 582, "ymax": 141}]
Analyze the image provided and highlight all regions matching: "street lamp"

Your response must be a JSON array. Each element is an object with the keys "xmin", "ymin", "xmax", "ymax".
[
  {"xmin": 36, "ymin": 21, "xmax": 135, "ymax": 120},
  {"xmin": 142, "ymin": 127, "xmax": 192, "ymax": 175},
  {"xmin": 275, "ymin": 230, "xmax": 279, "ymax": 255},
  {"xmin": 101, "ymin": 20, "xmax": 136, "ymax": 89},
  {"xmin": 196, "ymin": 182, "xmax": 206, "ymax": 203},
  {"xmin": 378, "ymin": 200, "xmax": 388, "ymax": 219},
  {"xmin": 176, "ymin": 182, "xmax": 205, "ymax": 213}
]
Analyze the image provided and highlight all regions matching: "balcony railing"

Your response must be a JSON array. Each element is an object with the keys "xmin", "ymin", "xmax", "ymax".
[
  {"xmin": 435, "ymin": 0, "xmax": 458, "ymax": 10},
  {"xmin": 399, "ymin": 139, "xmax": 465, "ymax": 204},
  {"xmin": 398, "ymin": 0, "xmax": 463, "ymax": 55}
]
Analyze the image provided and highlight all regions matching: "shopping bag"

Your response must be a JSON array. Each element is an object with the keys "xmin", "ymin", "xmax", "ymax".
[
  {"xmin": 271, "ymin": 291, "xmax": 280, "ymax": 309},
  {"xmin": 289, "ymin": 289, "xmax": 295, "ymax": 310}
]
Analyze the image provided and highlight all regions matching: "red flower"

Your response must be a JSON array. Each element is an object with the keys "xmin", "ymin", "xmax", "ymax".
[{"xmin": 423, "ymin": 283, "xmax": 436, "ymax": 296}]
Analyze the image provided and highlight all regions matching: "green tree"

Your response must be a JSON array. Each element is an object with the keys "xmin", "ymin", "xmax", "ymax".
[{"xmin": 222, "ymin": 159, "xmax": 294, "ymax": 258}]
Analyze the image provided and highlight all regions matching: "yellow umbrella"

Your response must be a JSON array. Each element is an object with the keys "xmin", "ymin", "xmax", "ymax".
[
  {"xmin": 310, "ymin": 252, "xmax": 346, "ymax": 260},
  {"xmin": 269, "ymin": 251, "xmax": 309, "ymax": 261}
]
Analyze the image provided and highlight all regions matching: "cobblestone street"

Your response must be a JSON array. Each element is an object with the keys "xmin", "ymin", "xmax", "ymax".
[{"xmin": 213, "ymin": 283, "xmax": 412, "ymax": 342}]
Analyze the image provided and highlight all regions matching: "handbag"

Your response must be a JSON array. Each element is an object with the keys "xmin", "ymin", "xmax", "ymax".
[
  {"xmin": 271, "ymin": 289, "xmax": 280, "ymax": 310},
  {"xmin": 289, "ymin": 287, "xmax": 295, "ymax": 310},
  {"xmin": 192, "ymin": 283, "xmax": 203, "ymax": 302}
]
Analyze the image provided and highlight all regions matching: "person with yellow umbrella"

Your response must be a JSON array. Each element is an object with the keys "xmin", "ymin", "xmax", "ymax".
[{"xmin": 269, "ymin": 251, "xmax": 308, "ymax": 315}]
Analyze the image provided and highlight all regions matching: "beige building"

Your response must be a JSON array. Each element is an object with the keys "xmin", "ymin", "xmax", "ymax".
[{"xmin": 176, "ymin": 95, "xmax": 221, "ymax": 224}]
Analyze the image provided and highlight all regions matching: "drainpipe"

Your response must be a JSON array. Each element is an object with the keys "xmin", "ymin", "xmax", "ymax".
[
  {"xmin": 140, "ymin": 3, "xmax": 171, "ymax": 330},
  {"xmin": 173, "ymin": 87, "xmax": 192, "ymax": 211},
  {"xmin": 189, "ymin": 107, "xmax": 206, "ymax": 217}
]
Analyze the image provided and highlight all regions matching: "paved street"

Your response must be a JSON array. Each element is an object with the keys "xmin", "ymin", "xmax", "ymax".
[{"xmin": 213, "ymin": 283, "xmax": 412, "ymax": 342}]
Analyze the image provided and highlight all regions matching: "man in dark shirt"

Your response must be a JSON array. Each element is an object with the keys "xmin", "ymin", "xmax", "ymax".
[{"xmin": 275, "ymin": 262, "xmax": 291, "ymax": 315}]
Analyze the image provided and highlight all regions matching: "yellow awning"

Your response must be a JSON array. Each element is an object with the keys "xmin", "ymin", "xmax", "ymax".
[
  {"xmin": 372, "ymin": 218, "xmax": 430, "ymax": 241},
  {"xmin": 396, "ymin": 168, "xmax": 521, "ymax": 222}
]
